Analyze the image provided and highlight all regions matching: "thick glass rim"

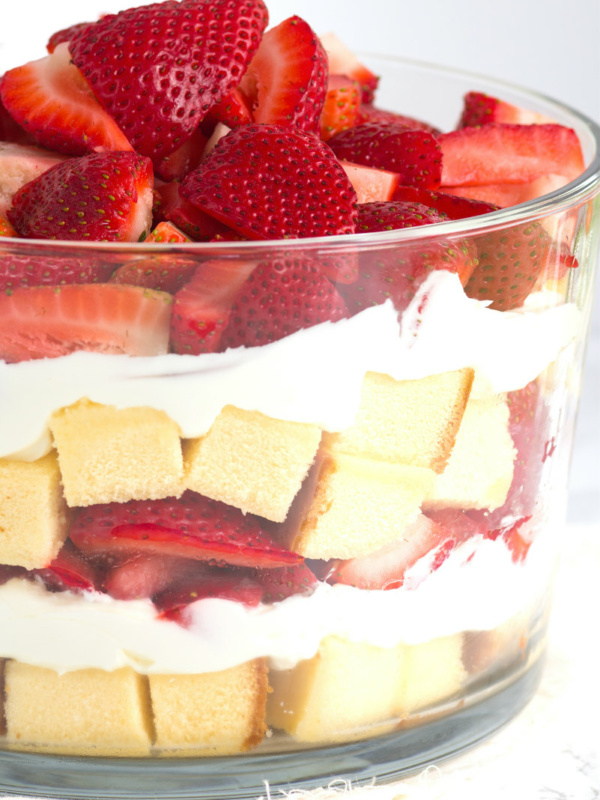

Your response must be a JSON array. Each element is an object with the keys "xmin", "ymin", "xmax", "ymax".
[{"xmin": 1, "ymin": 54, "xmax": 599, "ymax": 256}]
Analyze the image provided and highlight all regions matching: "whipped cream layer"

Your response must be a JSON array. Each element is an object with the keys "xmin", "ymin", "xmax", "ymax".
[
  {"xmin": 0, "ymin": 530, "xmax": 556, "ymax": 675},
  {"xmin": 0, "ymin": 271, "xmax": 580, "ymax": 461}
]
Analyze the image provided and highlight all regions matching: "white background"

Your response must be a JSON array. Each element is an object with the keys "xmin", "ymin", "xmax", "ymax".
[{"xmin": 1, "ymin": 0, "xmax": 599, "ymax": 521}]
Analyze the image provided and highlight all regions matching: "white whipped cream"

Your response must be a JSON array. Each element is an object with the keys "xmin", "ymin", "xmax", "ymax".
[
  {"xmin": 0, "ymin": 530, "xmax": 555, "ymax": 675},
  {"xmin": 0, "ymin": 271, "xmax": 581, "ymax": 461}
]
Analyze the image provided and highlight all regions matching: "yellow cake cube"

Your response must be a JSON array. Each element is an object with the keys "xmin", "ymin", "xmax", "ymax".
[
  {"xmin": 396, "ymin": 634, "xmax": 466, "ymax": 715},
  {"xmin": 49, "ymin": 399, "xmax": 184, "ymax": 507},
  {"xmin": 325, "ymin": 369, "xmax": 474, "ymax": 473},
  {"xmin": 0, "ymin": 453, "xmax": 69, "ymax": 569},
  {"xmin": 184, "ymin": 406, "xmax": 321, "ymax": 522},
  {"xmin": 4, "ymin": 662, "xmax": 153, "ymax": 756},
  {"xmin": 149, "ymin": 659, "xmax": 268, "ymax": 755}
]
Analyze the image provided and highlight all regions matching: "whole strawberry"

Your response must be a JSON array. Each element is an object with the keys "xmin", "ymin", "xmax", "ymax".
[
  {"xmin": 68, "ymin": 0, "xmax": 269, "ymax": 161},
  {"xmin": 8, "ymin": 151, "xmax": 153, "ymax": 242},
  {"xmin": 340, "ymin": 200, "xmax": 477, "ymax": 314},
  {"xmin": 181, "ymin": 124, "xmax": 358, "ymax": 239},
  {"xmin": 465, "ymin": 222, "xmax": 551, "ymax": 310},
  {"xmin": 328, "ymin": 122, "xmax": 442, "ymax": 190}
]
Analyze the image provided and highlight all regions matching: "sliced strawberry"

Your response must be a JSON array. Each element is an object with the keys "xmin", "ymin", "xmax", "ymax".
[
  {"xmin": 240, "ymin": 16, "xmax": 328, "ymax": 136},
  {"xmin": 204, "ymin": 89, "xmax": 253, "ymax": 130},
  {"xmin": 181, "ymin": 124, "xmax": 358, "ymax": 240},
  {"xmin": 0, "ymin": 94, "xmax": 32, "ymax": 145},
  {"xmin": 340, "ymin": 201, "xmax": 478, "ymax": 315},
  {"xmin": 441, "ymin": 173, "xmax": 571, "ymax": 208},
  {"xmin": 328, "ymin": 123, "xmax": 442, "ymax": 190},
  {"xmin": 0, "ymin": 216, "xmax": 18, "ymax": 238},
  {"xmin": 320, "ymin": 75, "xmax": 360, "ymax": 141},
  {"xmin": 152, "ymin": 127, "xmax": 208, "ymax": 182},
  {"xmin": 156, "ymin": 570, "xmax": 263, "ymax": 622},
  {"xmin": 69, "ymin": 492, "xmax": 302, "ymax": 569},
  {"xmin": 69, "ymin": 0, "xmax": 269, "ymax": 161},
  {"xmin": 170, "ymin": 259, "xmax": 258, "ymax": 354},
  {"xmin": 391, "ymin": 186, "xmax": 497, "ymax": 219},
  {"xmin": 156, "ymin": 181, "xmax": 238, "ymax": 242},
  {"xmin": 465, "ymin": 221, "xmax": 551, "ymax": 310},
  {"xmin": 320, "ymin": 32, "xmax": 379, "ymax": 104},
  {"xmin": 0, "ymin": 141, "xmax": 67, "ymax": 217},
  {"xmin": 220, "ymin": 255, "xmax": 350, "ymax": 349},
  {"xmin": 1, "ymin": 252, "xmax": 116, "ymax": 294},
  {"xmin": 104, "ymin": 553, "xmax": 201, "ymax": 602},
  {"xmin": 8, "ymin": 151, "xmax": 153, "ymax": 243},
  {"xmin": 146, "ymin": 221, "xmax": 191, "ymax": 245},
  {"xmin": 254, "ymin": 562, "xmax": 318, "ymax": 603},
  {"xmin": 34, "ymin": 541, "xmax": 98, "ymax": 592},
  {"xmin": 439, "ymin": 124, "xmax": 585, "ymax": 186},
  {"xmin": 356, "ymin": 104, "xmax": 440, "ymax": 134},
  {"xmin": 46, "ymin": 22, "xmax": 94, "ymax": 53},
  {"xmin": 0, "ymin": 564, "xmax": 27, "ymax": 585},
  {"xmin": 341, "ymin": 161, "xmax": 400, "ymax": 203},
  {"xmin": 0, "ymin": 43, "xmax": 132, "ymax": 157},
  {"xmin": 0, "ymin": 283, "xmax": 172, "ymax": 363},
  {"xmin": 110, "ymin": 257, "xmax": 196, "ymax": 295},
  {"xmin": 458, "ymin": 92, "xmax": 553, "ymax": 128},
  {"xmin": 202, "ymin": 123, "xmax": 233, "ymax": 162}
]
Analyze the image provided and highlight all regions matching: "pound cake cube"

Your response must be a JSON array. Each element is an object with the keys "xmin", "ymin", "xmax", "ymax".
[
  {"xmin": 395, "ymin": 634, "xmax": 466, "ymax": 715},
  {"xmin": 325, "ymin": 369, "xmax": 474, "ymax": 473},
  {"xmin": 267, "ymin": 637, "xmax": 405, "ymax": 743},
  {"xmin": 4, "ymin": 662, "xmax": 153, "ymax": 756},
  {"xmin": 49, "ymin": 399, "xmax": 183, "ymax": 506},
  {"xmin": 424, "ymin": 393, "xmax": 516, "ymax": 511},
  {"xmin": 283, "ymin": 452, "xmax": 436, "ymax": 559},
  {"xmin": 184, "ymin": 406, "xmax": 321, "ymax": 522},
  {"xmin": 149, "ymin": 659, "xmax": 268, "ymax": 755},
  {"xmin": 0, "ymin": 453, "xmax": 69, "ymax": 569}
]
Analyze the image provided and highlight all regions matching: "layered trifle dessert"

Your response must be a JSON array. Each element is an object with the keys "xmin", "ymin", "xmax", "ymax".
[{"xmin": 0, "ymin": 0, "xmax": 597, "ymax": 764}]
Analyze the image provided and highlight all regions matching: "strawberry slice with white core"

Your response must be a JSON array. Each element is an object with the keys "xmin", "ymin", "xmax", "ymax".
[
  {"xmin": 0, "ymin": 141, "xmax": 67, "ymax": 217},
  {"xmin": 439, "ymin": 124, "xmax": 585, "ymax": 186},
  {"xmin": 240, "ymin": 16, "xmax": 328, "ymax": 136},
  {"xmin": 69, "ymin": 492, "xmax": 302, "ymax": 569},
  {"xmin": 320, "ymin": 32, "xmax": 379, "ymax": 104},
  {"xmin": 8, "ymin": 151, "xmax": 154, "ymax": 243},
  {"xmin": 0, "ymin": 283, "xmax": 172, "ymax": 363},
  {"xmin": 0, "ymin": 43, "xmax": 132, "ymax": 157},
  {"xmin": 341, "ymin": 161, "xmax": 400, "ymax": 203}
]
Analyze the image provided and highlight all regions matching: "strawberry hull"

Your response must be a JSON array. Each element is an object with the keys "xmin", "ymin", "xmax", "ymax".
[{"xmin": 0, "ymin": 32, "xmax": 598, "ymax": 786}]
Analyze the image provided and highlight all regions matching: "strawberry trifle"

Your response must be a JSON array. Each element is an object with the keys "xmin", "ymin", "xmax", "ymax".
[{"xmin": 0, "ymin": 0, "xmax": 599, "ymax": 792}]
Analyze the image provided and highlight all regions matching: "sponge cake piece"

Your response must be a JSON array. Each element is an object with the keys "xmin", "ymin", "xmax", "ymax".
[
  {"xmin": 49, "ymin": 399, "xmax": 184, "ymax": 507},
  {"xmin": 0, "ymin": 452, "xmax": 69, "ymax": 569},
  {"xmin": 396, "ymin": 634, "xmax": 466, "ymax": 715},
  {"xmin": 184, "ymin": 406, "xmax": 321, "ymax": 522},
  {"xmin": 149, "ymin": 659, "xmax": 268, "ymax": 755},
  {"xmin": 4, "ymin": 662, "xmax": 153, "ymax": 756},
  {"xmin": 325, "ymin": 369, "xmax": 474, "ymax": 473}
]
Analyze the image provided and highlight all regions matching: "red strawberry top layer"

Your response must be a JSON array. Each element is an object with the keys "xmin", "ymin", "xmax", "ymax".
[
  {"xmin": 181, "ymin": 124, "xmax": 358, "ymax": 239},
  {"xmin": 69, "ymin": 491, "xmax": 302, "ymax": 569},
  {"xmin": 8, "ymin": 151, "xmax": 153, "ymax": 242},
  {"xmin": 68, "ymin": 0, "xmax": 269, "ymax": 161}
]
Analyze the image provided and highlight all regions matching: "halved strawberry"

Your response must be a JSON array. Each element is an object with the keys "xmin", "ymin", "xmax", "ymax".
[
  {"xmin": 0, "ymin": 283, "xmax": 172, "ymax": 362},
  {"xmin": 69, "ymin": 0, "xmax": 269, "ymax": 161},
  {"xmin": 341, "ymin": 161, "xmax": 400, "ymax": 203},
  {"xmin": 0, "ymin": 43, "xmax": 132, "ymax": 157},
  {"xmin": 0, "ymin": 141, "xmax": 67, "ymax": 217},
  {"xmin": 340, "ymin": 201, "xmax": 478, "ymax": 315},
  {"xmin": 8, "ymin": 151, "xmax": 153, "ymax": 243},
  {"xmin": 240, "ymin": 16, "xmax": 328, "ymax": 136},
  {"xmin": 181, "ymin": 124, "xmax": 358, "ymax": 240},
  {"xmin": 355, "ymin": 104, "xmax": 440, "ymax": 134},
  {"xmin": 170, "ymin": 259, "xmax": 258, "ymax": 354},
  {"xmin": 441, "ymin": 174, "xmax": 571, "ymax": 208},
  {"xmin": 69, "ymin": 492, "xmax": 302, "ymax": 569},
  {"xmin": 156, "ymin": 181, "xmax": 238, "ymax": 242},
  {"xmin": 439, "ymin": 124, "xmax": 585, "ymax": 186},
  {"xmin": 34, "ymin": 541, "xmax": 98, "ymax": 592},
  {"xmin": 465, "ymin": 221, "xmax": 552, "ymax": 310},
  {"xmin": 328, "ymin": 123, "xmax": 442, "ymax": 190},
  {"xmin": 1, "ymin": 252, "xmax": 116, "ymax": 294},
  {"xmin": 204, "ymin": 88, "xmax": 253, "ymax": 130},
  {"xmin": 146, "ymin": 221, "xmax": 191, "ymax": 245},
  {"xmin": 152, "ymin": 127, "xmax": 208, "ymax": 183},
  {"xmin": 109, "ymin": 256, "xmax": 197, "ymax": 295},
  {"xmin": 47, "ymin": 21, "xmax": 94, "ymax": 54},
  {"xmin": 320, "ymin": 75, "xmax": 360, "ymax": 141},
  {"xmin": 458, "ymin": 92, "xmax": 553, "ymax": 128},
  {"xmin": 391, "ymin": 186, "xmax": 497, "ymax": 220},
  {"xmin": 320, "ymin": 32, "xmax": 379, "ymax": 104},
  {"xmin": 219, "ymin": 255, "xmax": 350, "ymax": 349}
]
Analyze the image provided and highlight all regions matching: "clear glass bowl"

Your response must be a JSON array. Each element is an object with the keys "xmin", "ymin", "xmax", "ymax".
[{"xmin": 0, "ymin": 55, "xmax": 599, "ymax": 799}]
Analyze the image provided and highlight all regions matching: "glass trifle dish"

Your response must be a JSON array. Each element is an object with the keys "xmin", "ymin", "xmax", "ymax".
[{"xmin": 0, "ymin": 1, "xmax": 599, "ymax": 797}]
